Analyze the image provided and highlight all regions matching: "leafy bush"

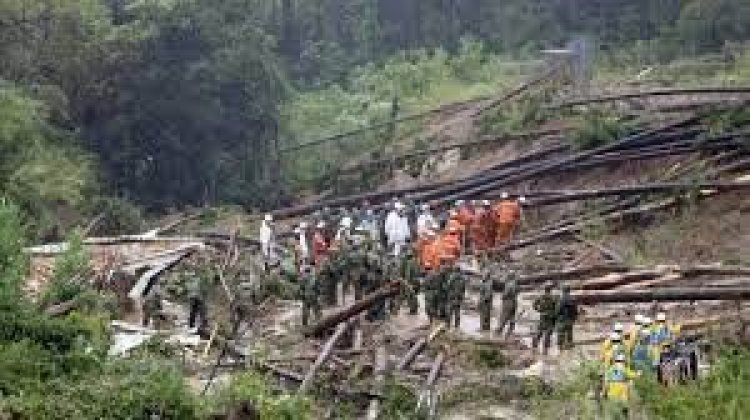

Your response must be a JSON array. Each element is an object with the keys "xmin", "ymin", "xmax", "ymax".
[
  {"xmin": 571, "ymin": 110, "xmax": 628, "ymax": 150},
  {"xmin": 209, "ymin": 372, "xmax": 312, "ymax": 419},
  {"xmin": 0, "ymin": 200, "xmax": 26, "ymax": 305},
  {"xmin": 636, "ymin": 347, "xmax": 750, "ymax": 419},
  {"xmin": 39, "ymin": 229, "xmax": 92, "ymax": 307}
]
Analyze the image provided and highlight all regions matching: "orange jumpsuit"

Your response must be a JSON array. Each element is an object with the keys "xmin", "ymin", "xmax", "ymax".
[
  {"xmin": 493, "ymin": 199, "xmax": 521, "ymax": 244},
  {"xmin": 421, "ymin": 237, "xmax": 440, "ymax": 271},
  {"xmin": 439, "ymin": 231, "xmax": 462, "ymax": 262},
  {"xmin": 458, "ymin": 206, "xmax": 476, "ymax": 249},
  {"xmin": 470, "ymin": 207, "xmax": 493, "ymax": 252}
]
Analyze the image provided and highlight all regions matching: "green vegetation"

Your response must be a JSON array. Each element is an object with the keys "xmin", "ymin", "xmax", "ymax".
[
  {"xmin": 571, "ymin": 110, "xmax": 631, "ymax": 150},
  {"xmin": 532, "ymin": 347, "xmax": 750, "ymax": 420}
]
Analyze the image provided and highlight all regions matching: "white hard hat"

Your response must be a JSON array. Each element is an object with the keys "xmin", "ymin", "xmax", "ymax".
[
  {"xmin": 535, "ymin": 249, "xmax": 544, "ymax": 256},
  {"xmin": 264, "ymin": 214, "xmax": 273, "ymax": 222},
  {"xmin": 293, "ymin": 227, "xmax": 301, "ymax": 234},
  {"xmin": 455, "ymin": 200, "xmax": 464, "ymax": 207},
  {"xmin": 299, "ymin": 222, "xmax": 308, "ymax": 229},
  {"xmin": 482, "ymin": 200, "xmax": 491, "ymax": 206},
  {"xmin": 656, "ymin": 312, "xmax": 666, "ymax": 322},
  {"xmin": 395, "ymin": 202, "xmax": 405, "ymax": 210},
  {"xmin": 614, "ymin": 353, "xmax": 626, "ymax": 362},
  {"xmin": 340, "ymin": 217, "xmax": 353, "ymax": 228},
  {"xmin": 519, "ymin": 196, "xmax": 527, "ymax": 204},
  {"xmin": 500, "ymin": 192, "xmax": 509, "ymax": 199},
  {"xmin": 420, "ymin": 203, "xmax": 430, "ymax": 211},
  {"xmin": 316, "ymin": 221, "xmax": 326, "ymax": 229},
  {"xmin": 610, "ymin": 332, "xmax": 621, "ymax": 341},
  {"xmin": 643, "ymin": 316, "xmax": 653, "ymax": 325},
  {"xmin": 639, "ymin": 328, "xmax": 650, "ymax": 337},
  {"xmin": 613, "ymin": 322, "xmax": 624, "ymax": 332},
  {"xmin": 634, "ymin": 314, "xmax": 644, "ymax": 325}
]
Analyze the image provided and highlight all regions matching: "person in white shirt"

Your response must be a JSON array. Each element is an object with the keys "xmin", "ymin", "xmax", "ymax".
[
  {"xmin": 385, "ymin": 202, "xmax": 411, "ymax": 256},
  {"xmin": 416, "ymin": 204, "xmax": 437, "ymax": 238},
  {"xmin": 259, "ymin": 214, "xmax": 275, "ymax": 264},
  {"xmin": 296, "ymin": 222, "xmax": 310, "ymax": 265}
]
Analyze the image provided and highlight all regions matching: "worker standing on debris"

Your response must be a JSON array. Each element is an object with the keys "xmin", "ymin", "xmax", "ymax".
[
  {"xmin": 142, "ymin": 287, "xmax": 162, "ymax": 328},
  {"xmin": 630, "ymin": 329, "xmax": 653, "ymax": 373},
  {"xmin": 259, "ymin": 214, "xmax": 275, "ymax": 269},
  {"xmin": 300, "ymin": 265, "xmax": 321, "ymax": 327},
  {"xmin": 496, "ymin": 269, "xmax": 519, "ymax": 337},
  {"xmin": 417, "ymin": 204, "xmax": 437, "ymax": 238},
  {"xmin": 649, "ymin": 312, "xmax": 680, "ymax": 368},
  {"xmin": 439, "ymin": 224, "xmax": 462, "ymax": 262},
  {"xmin": 447, "ymin": 263, "xmax": 466, "ymax": 329},
  {"xmin": 531, "ymin": 282, "xmax": 558, "ymax": 355},
  {"xmin": 556, "ymin": 284, "xmax": 578, "ymax": 350},
  {"xmin": 625, "ymin": 315, "xmax": 645, "ymax": 352},
  {"xmin": 604, "ymin": 353, "xmax": 639, "ymax": 412},
  {"xmin": 296, "ymin": 222, "xmax": 311, "ymax": 266},
  {"xmin": 601, "ymin": 323, "xmax": 624, "ymax": 362},
  {"xmin": 186, "ymin": 270, "xmax": 208, "ymax": 333},
  {"xmin": 456, "ymin": 200, "xmax": 475, "ymax": 250},
  {"xmin": 385, "ymin": 202, "xmax": 411, "ymax": 256},
  {"xmin": 602, "ymin": 332, "xmax": 627, "ymax": 368},
  {"xmin": 478, "ymin": 270, "xmax": 494, "ymax": 332},
  {"xmin": 400, "ymin": 247, "xmax": 422, "ymax": 315},
  {"xmin": 312, "ymin": 221, "xmax": 329, "ymax": 267},
  {"xmin": 470, "ymin": 200, "xmax": 493, "ymax": 253},
  {"xmin": 493, "ymin": 193, "xmax": 524, "ymax": 244}
]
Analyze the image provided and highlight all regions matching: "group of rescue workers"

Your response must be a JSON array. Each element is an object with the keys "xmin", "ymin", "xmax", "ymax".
[
  {"xmin": 599, "ymin": 311, "xmax": 682, "ymax": 412},
  {"xmin": 258, "ymin": 194, "xmax": 581, "ymax": 346}
]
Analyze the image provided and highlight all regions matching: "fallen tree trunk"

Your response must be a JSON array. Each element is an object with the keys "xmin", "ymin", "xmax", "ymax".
[
  {"xmin": 548, "ymin": 86, "xmax": 750, "ymax": 109},
  {"xmin": 397, "ymin": 324, "xmax": 446, "ymax": 371},
  {"xmin": 573, "ymin": 286, "xmax": 750, "ymax": 304},
  {"xmin": 525, "ymin": 180, "xmax": 750, "ymax": 207},
  {"xmin": 299, "ymin": 318, "xmax": 356, "ymax": 393},
  {"xmin": 305, "ymin": 282, "xmax": 401, "ymax": 337},
  {"xmin": 517, "ymin": 264, "xmax": 630, "ymax": 287},
  {"xmin": 428, "ymin": 117, "xmax": 700, "ymax": 207}
]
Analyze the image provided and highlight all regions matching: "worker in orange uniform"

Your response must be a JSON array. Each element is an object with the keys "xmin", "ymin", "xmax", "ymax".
[
  {"xmin": 470, "ymin": 200, "xmax": 494, "ymax": 253},
  {"xmin": 439, "ymin": 225, "xmax": 462, "ymax": 263},
  {"xmin": 312, "ymin": 221, "xmax": 330, "ymax": 266},
  {"xmin": 493, "ymin": 192, "xmax": 524, "ymax": 245},
  {"xmin": 456, "ymin": 200, "xmax": 475, "ymax": 249},
  {"xmin": 419, "ymin": 230, "xmax": 439, "ymax": 271}
]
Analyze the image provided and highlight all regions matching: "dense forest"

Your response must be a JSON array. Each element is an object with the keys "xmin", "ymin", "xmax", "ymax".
[{"xmin": 1, "ymin": 0, "xmax": 748, "ymax": 236}]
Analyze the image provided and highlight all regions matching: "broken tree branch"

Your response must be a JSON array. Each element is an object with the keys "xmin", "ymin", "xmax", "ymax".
[
  {"xmin": 299, "ymin": 318, "xmax": 356, "ymax": 393},
  {"xmin": 397, "ymin": 324, "xmax": 446, "ymax": 371},
  {"xmin": 572, "ymin": 286, "xmax": 750, "ymax": 304},
  {"xmin": 306, "ymin": 282, "xmax": 401, "ymax": 337}
]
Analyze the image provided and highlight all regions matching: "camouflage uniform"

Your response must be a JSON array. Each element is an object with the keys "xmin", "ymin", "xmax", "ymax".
[
  {"xmin": 531, "ymin": 286, "xmax": 559, "ymax": 355},
  {"xmin": 496, "ymin": 271, "xmax": 519, "ymax": 337},
  {"xmin": 446, "ymin": 266, "xmax": 465, "ymax": 328},
  {"xmin": 400, "ymin": 250, "xmax": 422, "ymax": 315},
  {"xmin": 478, "ymin": 273, "xmax": 494, "ymax": 331},
  {"xmin": 423, "ymin": 269, "xmax": 440, "ymax": 323},
  {"xmin": 301, "ymin": 268, "xmax": 321, "ymax": 327},
  {"xmin": 186, "ymin": 272, "xmax": 207, "ymax": 330},
  {"xmin": 318, "ymin": 257, "xmax": 338, "ymax": 307},
  {"xmin": 556, "ymin": 286, "xmax": 578, "ymax": 350},
  {"xmin": 365, "ymin": 250, "xmax": 387, "ymax": 321}
]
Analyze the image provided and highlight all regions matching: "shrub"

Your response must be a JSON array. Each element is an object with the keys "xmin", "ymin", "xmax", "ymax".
[{"xmin": 571, "ymin": 110, "xmax": 628, "ymax": 150}]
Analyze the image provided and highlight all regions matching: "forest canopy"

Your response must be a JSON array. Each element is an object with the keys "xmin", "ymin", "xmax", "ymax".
[{"xmin": 0, "ymin": 0, "xmax": 747, "ymax": 227}]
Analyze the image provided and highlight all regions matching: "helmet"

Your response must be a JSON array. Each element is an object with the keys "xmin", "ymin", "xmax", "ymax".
[
  {"xmin": 316, "ymin": 221, "xmax": 326, "ymax": 229},
  {"xmin": 299, "ymin": 222, "xmax": 308, "ymax": 229},
  {"xmin": 610, "ymin": 332, "xmax": 622, "ymax": 342},
  {"xmin": 264, "ymin": 214, "xmax": 273, "ymax": 222},
  {"xmin": 613, "ymin": 322, "xmax": 624, "ymax": 333},
  {"xmin": 614, "ymin": 353, "xmax": 626, "ymax": 362},
  {"xmin": 639, "ymin": 328, "xmax": 650, "ymax": 337},
  {"xmin": 420, "ymin": 203, "xmax": 430, "ymax": 211},
  {"xmin": 394, "ymin": 201, "xmax": 404, "ymax": 210},
  {"xmin": 634, "ymin": 314, "xmax": 644, "ymax": 325},
  {"xmin": 656, "ymin": 312, "xmax": 666, "ymax": 322},
  {"xmin": 643, "ymin": 316, "xmax": 653, "ymax": 325},
  {"xmin": 449, "ymin": 209, "xmax": 458, "ymax": 217},
  {"xmin": 482, "ymin": 200, "xmax": 491, "ymax": 206},
  {"xmin": 455, "ymin": 200, "xmax": 465, "ymax": 206},
  {"xmin": 340, "ymin": 217, "xmax": 352, "ymax": 228},
  {"xmin": 500, "ymin": 192, "xmax": 509, "ymax": 199},
  {"xmin": 519, "ymin": 196, "xmax": 527, "ymax": 204}
]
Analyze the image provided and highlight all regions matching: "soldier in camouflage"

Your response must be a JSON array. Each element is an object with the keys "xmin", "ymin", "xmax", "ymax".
[
  {"xmin": 446, "ymin": 264, "xmax": 466, "ymax": 329},
  {"xmin": 142, "ymin": 286, "xmax": 162, "ymax": 328},
  {"xmin": 300, "ymin": 265, "xmax": 321, "ymax": 327},
  {"xmin": 556, "ymin": 284, "xmax": 578, "ymax": 350},
  {"xmin": 496, "ymin": 268, "xmax": 519, "ymax": 337},
  {"xmin": 531, "ymin": 282, "xmax": 559, "ymax": 355},
  {"xmin": 478, "ymin": 271, "xmax": 494, "ymax": 332},
  {"xmin": 400, "ymin": 246, "xmax": 422, "ymax": 315}
]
